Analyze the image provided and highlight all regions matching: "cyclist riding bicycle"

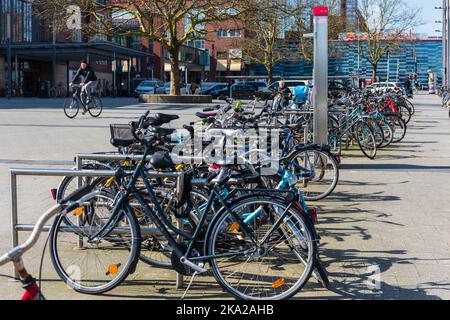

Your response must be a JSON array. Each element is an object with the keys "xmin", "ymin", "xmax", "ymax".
[
  {"xmin": 272, "ymin": 80, "xmax": 292, "ymax": 112},
  {"xmin": 70, "ymin": 60, "xmax": 98, "ymax": 113}
]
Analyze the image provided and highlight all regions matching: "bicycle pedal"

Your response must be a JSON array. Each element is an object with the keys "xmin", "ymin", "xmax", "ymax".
[{"xmin": 180, "ymin": 257, "xmax": 207, "ymax": 274}]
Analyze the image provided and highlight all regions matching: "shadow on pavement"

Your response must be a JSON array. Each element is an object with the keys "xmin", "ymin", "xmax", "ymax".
[{"xmin": 307, "ymin": 249, "xmax": 444, "ymax": 300}]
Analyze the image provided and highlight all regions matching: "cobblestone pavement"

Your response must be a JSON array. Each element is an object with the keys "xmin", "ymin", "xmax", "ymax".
[{"xmin": 0, "ymin": 93, "xmax": 449, "ymax": 300}]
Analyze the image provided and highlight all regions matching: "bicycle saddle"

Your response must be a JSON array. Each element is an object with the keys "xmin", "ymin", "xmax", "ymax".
[
  {"xmin": 149, "ymin": 151, "xmax": 175, "ymax": 169},
  {"xmin": 155, "ymin": 113, "xmax": 179, "ymax": 123},
  {"xmin": 195, "ymin": 111, "xmax": 217, "ymax": 119}
]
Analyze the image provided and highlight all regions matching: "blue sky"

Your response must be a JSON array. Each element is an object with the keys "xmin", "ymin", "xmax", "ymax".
[{"xmin": 409, "ymin": 0, "xmax": 442, "ymax": 36}]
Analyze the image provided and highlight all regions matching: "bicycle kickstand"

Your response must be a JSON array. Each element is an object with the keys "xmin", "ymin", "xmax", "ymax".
[{"xmin": 180, "ymin": 271, "xmax": 199, "ymax": 300}]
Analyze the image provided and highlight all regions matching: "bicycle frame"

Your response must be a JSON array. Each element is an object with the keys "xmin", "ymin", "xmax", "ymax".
[{"xmin": 83, "ymin": 144, "xmax": 295, "ymax": 267}]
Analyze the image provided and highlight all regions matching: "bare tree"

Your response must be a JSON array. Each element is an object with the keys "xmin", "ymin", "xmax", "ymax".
[
  {"xmin": 237, "ymin": 0, "xmax": 310, "ymax": 84},
  {"xmin": 34, "ymin": 0, "xmax": 243, "ymax": 95},
  {"xmin": 358, "ymin": 0, "xmax": 422, "ymax": 82}
]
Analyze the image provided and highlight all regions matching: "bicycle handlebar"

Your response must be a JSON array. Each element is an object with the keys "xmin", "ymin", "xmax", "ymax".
[{"xmin": 0, "ymin": 203, "xmax": 63, "ymax": 267}]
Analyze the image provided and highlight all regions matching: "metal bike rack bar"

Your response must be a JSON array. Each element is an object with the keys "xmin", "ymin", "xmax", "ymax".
[{"xmin": 9, "ymin": 167, "xmax": 184, "ymax": 287}]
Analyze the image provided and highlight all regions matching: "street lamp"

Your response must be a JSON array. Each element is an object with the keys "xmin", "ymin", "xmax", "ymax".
[
  {"xmin": 386, "ymin": 50, "xmax": 390, "ymax": 82},
  {"xmin": 6, "ymin": 0, "xmax": 12, "ymax": 100}
]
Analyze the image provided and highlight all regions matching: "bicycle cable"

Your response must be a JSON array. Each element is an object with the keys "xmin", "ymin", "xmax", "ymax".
[{"xmin": 37, "ymin": 231, "xmax": 51, "ymax": 300}]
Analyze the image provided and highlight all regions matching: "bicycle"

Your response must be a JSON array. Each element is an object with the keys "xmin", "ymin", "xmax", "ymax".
[
  {"xmin": 49, "ymin": 114, "xmax": 318, "ymax": 299},
  {"xmin": 49, "ymin": 84, "xmax": 66, "ymax": 98},
  {"xmin": 64, "ymin": 84, "xmax": 103, "ymax": 119}
]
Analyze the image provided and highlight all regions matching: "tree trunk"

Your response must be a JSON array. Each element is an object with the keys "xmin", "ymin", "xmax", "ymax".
[
  {"xmin": 267, "ymin": 64, "xmax": 273, "ymax": 85},
  {"xmin": 372, "ymin": 63, "xmax": 378, "ymax": 83},
  {"xmin": 169, "ymin": 50, "xmax": 181, "ymax": 96}
]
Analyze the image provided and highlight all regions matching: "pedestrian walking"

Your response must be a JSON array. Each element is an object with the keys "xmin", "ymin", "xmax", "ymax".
[{"xmin": 404, "ymin": 75, "xmax": 412, "ymax": 98}]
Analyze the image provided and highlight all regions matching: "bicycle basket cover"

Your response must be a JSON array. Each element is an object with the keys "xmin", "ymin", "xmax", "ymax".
[{"xmin": 110, "ymin": 124, "xmax": 135, "ymax": 148}]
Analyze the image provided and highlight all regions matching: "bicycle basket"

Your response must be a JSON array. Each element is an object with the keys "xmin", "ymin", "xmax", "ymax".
[{"xmin": 110, "ymin": 124, "xmax": 135, "ymax": 148}]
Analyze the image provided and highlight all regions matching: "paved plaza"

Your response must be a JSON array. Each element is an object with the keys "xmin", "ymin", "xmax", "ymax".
[{"xmin": 0, "ymin": 93, "xmax": 449, "ymax": 300}]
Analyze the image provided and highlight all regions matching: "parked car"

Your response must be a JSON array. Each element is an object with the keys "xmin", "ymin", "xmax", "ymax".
[
  {"xmin": 243, "ymin": 81, "xmax": 269, "ymax": 92},
  {"xmin": 163, "ymin": 82, "xmax": 192, "ymax": 95},
  {"xmin": 200, "ymin": 83, "xmax": 228, "ymax": 95},
  {"xmin": 367, "ymin": 82, "xmax": 402, "ymax": 94},
  {"xmin": 199, "ymin": 82, "xmax": 226, "ymax": 93},
  {"xmin": 134, "ymin": 80, "xmax": 165, "ymax": 97},
  {"xmin": 267, "ymin": 80, "xmax": 308, "ymax": 93},
  {"xmin": 211, "ymin": 83, "xmax": 258, "ymax": 99}
]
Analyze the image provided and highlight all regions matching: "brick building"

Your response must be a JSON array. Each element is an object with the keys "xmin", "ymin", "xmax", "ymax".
[{"xmin": 0, "ymin": 0, "xmax": 150, "ymax": 97}]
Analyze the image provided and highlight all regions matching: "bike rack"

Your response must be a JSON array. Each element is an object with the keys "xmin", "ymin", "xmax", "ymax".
[{"xmin": 9, "ymin": 166, "xmax": 186, "ymax": 289}]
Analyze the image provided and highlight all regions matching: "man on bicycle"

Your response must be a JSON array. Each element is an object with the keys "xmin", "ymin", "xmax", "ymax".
[
  {"xmin": 70, "ymin": 60, "xmax": 98, "ymax": 112},
  {"xmin": 272, "ymin": 80, "xmax": 292, "ymax": 112}
]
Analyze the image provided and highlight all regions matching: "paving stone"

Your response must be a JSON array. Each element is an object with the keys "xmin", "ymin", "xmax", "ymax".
[{"xmin": 1, "ymin": 94, "xmax": 450, "ymax": 299}]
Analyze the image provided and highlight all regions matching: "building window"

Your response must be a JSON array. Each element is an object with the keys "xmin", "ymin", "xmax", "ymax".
[
  {"xmin": 0, "ymin": 0, "xmax": 33, "ymax": 43},
  {"xmin": 217, "ymin": 29, "xmax": 241, "ymax": 38}
]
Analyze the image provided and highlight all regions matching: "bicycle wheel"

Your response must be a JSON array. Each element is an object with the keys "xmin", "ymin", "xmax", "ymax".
[
  {"xmin": 56, "ymin": 163, "xmax": 115, "ymax": 227},
  {"xmin": 353, "ymin": 121, "xmax": 377, "ymax": 159},
  {"xmin": 285, "ymin": 148, "xmax": 339, "ymax": 201},
  {"xmin": 398, "ymin": 104, "xmax": 412, "ymax": 124},
  {"xmin": 208, "ymin": 196, "xmax": 316, "ymax": 300},
  {"xmin": 64, "ymin": 98, "xmax": 80, "ymax": 119},
  {"xmin": 385, "ymin": 114, "xmax": 407, "ymax": 143},
  {"xmin": 88, "ymin": 97, "xmax": 103, "ymax": 118},
  {"xmin": 378, "ymin": 119, "xmax": 394, "ymax": 149},
  {"xmin": 405, "ymin": 99, "xmax": 415, "ymax": 115},
  {"xmin": 366, "ymin": 118, "xmax": 384, "ymax": 148},
  {"xmin": 50, "ymin": 191, "xmax": 141, "ymax": 294}
]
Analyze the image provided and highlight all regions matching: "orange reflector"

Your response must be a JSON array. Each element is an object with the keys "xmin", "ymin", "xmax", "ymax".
[
  {"xmin": 228, "ymin": 222, "xmax": 240, "ymax": 232},
  {"xmin": 73, "ymin": 207, "xmax": 84, "ymax": 217},
  {"xmin": 134, "ymin": 210, "xmax": 141, "ymax": 217},
  {"xmin": 106, "ymin": 263, "xmax": 121, "ymax": 276},
  {"xmin": 272, "ymin": 278, "xmax": 285, "ymax": 289}
]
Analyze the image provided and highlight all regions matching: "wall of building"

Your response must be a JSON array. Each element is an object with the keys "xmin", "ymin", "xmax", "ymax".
[{"xmin": 0, "ymin": 56, "xmax": 5, "ymax": 96}]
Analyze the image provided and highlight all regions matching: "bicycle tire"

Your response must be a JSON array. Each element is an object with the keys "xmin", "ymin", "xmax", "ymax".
[
  {"xmin": 378, "ymin": 119, "xmax": 394, "ymax": 149},
  {"xmin": 385, "ymin": 114, "xmax": 407, "ymax": 143},
  {"xmin": 49, "ymin": 191, "xmax": 141, "ymax": 294},
  {"xmin": 366, "ymin": 118, "xmax": 385, "ymax": 148},
  {"xmin": 207, "ymin": 195, "xmax": 317, "ymax": 300},
  {"xmin": 398, "ymin": 104, "xmax": 412, "ymax": 124},
  {"xmin": 88, "ymin": 97, "xmax": 103, "ymax": 118},
  {"xmin": 353, "ymin": 121, "xmax": 377, "ymax": 160},
  {"xmin": 64, "ymin": 98, "xmax": 80, "ymax": 119},
  {"xmin": 285, "ymin": 148, "xmax": 339, "ymax": 201}
]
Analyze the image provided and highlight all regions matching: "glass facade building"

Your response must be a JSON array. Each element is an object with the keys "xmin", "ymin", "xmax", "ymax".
[
  {"xmin": 253, "ymin": 39, "xmax": 443, "ymax": 86},
  {"xmin": 331, "ymin": 39, "xmax": 443, "ymax": 86}
]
